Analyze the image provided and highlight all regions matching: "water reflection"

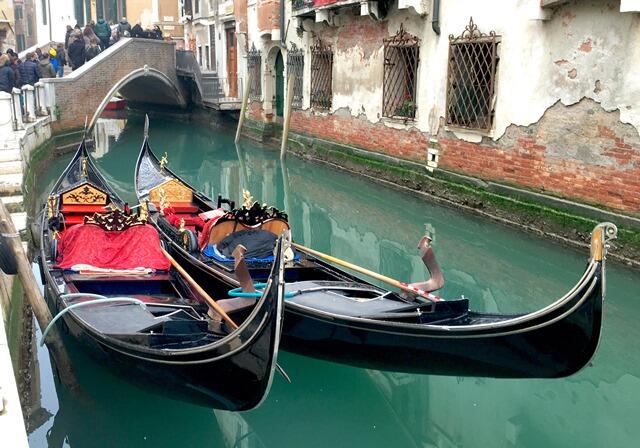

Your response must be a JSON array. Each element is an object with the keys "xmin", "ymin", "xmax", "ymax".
[{"xmin": 24, "ymin": 113, "xmax": 640, "ymax": 448}]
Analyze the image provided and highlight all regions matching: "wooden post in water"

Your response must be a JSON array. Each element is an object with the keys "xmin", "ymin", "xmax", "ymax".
[
  {"xmin": 235, "ymin": 74, "xmax": 252, "ymax": 143},
  {"xmin": 280, "ymin": 73, "xmax": 296, "ymax": 159},
  {"xmin": 0, "ymin": 199, "xmax": 77, "ymax": 389}
]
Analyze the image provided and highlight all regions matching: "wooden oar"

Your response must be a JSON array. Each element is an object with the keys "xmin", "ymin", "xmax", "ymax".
[
  {"xmin": 292, "ymin": 243, "xmax": 441, "ymax": 302},
  {"xmin": 161, "ymin": 247, "xmax": 238, "ymax": 330},
  {"xmin": 160, "ymin": 246, "xmax": 292, "ymax": 382}
]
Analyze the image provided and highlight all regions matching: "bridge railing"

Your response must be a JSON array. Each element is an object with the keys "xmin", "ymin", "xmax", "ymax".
[
  {"xmin": 176, "ymin": 50, "xmax": 243, "ymax": 105},
  {"xmin": 0, "ymin": 82, "xmax": 51, "ymax": 132},
  {"xmin": 201, "ymin": 76, "xmax": 244, "ymax": 103}
]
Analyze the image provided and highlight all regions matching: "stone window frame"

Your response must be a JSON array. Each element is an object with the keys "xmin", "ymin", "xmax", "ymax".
[
  {"xmin": 382, "ymin": 24, "xmax": 421, "ymax": 121},
  {"xmin": 445, "ymin": 17, "xmax": 501, "ymax": 132},
  {"xmin": 310, "ymin": 39, "xmax": 333, "ymax": 111}
]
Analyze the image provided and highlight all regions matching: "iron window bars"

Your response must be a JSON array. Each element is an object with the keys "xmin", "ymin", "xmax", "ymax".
[
  {"xmin": 383, "ymin": 24, "xmax": 420, "ymax": 120},
  {"xmin": 287, "ymin": 43, "xmax": 305, "ymax": 109},
  {"xmin": 445, "ymin": 17, "xmax": 500, "ymax": 131},
  {"xmin": 310, "ymin": 40, "xmax": 333, "ymax": 110},
  {"xmin": 247, "ymin": 44, "xmax": 262, "ymax": 101}
]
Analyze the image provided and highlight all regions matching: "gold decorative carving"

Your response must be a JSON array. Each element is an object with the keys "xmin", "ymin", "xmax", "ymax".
[
  {"xmin": 158, "ymin": 188, "xmax": 170, "ymax": 213},
  {"xmin": 62, "ymin": 183, "xmax": 108, "ymax": 205},
  {"xmin": 149, "ymin": 179, "xmax": 193, "ymax": 204},
  {"xmin": 179, "ymin": 218, "xmax": 185, "ymax": 232},
  {"xmin": 81, "ymin": 158, "xmax": 88, "ymax": 178},
  {"xmin": 159, "ymin": 152, "xmax": 168, "ymax": 171},
  {"xmin": 242, "ymin": 189, "xmax": 254, "ymax": 208},
  {"xmin": 84, "ymin": 208, "xmax": 146, "ymax": 231},
  {"xmin": 139, "ymin": 200, "xmax": 149, "ymax": 223},
  {"xmin": 47, "ymin": 196, "xmax": 56, "ymax": 219}
]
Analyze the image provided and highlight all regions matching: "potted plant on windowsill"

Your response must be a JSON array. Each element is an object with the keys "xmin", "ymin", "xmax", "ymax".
[{"xmin": 394, "ymin": 99, "xmax": 416, "ymax": 121}]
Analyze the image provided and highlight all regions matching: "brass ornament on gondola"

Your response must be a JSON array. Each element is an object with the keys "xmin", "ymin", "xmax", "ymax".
[
  {"xmin": 159, "ymin": 152, "xmax": 169, "ymax": 172},
  {"xmin": 81, "ymin": 157, "xmax": 88, "ymax": 178},
  {"xmin": 84, "ymin": 208, "xmax": 146, "ymax": 231}
]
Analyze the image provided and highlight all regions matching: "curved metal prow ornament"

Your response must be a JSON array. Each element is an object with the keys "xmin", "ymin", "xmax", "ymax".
[{"xmin": 144, "ymin": 114, "xmax": 149, "ymax": 139}]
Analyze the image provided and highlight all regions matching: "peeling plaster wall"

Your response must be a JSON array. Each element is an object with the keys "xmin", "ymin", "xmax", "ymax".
[{"xmin": 270, "ymin": 0, "xmax": 640, "ymax": 142}]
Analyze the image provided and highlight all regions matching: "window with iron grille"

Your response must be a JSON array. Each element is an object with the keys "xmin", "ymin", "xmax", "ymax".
[
  {"xmin": 383, "ymin": 24, "xmax": 420, "ymax": 120},
  {"xmin": 247, "ymin": 44, "xmax": 262, "ymax": 100},
  {"xmin": 310, "ymin": 40, "xmax": 333, "ymax": 110},
  {"xmin": 446, "ymin": 17, "xmax": 500, "ymax": 132},
  {"xmin": 287, "ymin": 43, "xmax": 304, "ymax": 109}
]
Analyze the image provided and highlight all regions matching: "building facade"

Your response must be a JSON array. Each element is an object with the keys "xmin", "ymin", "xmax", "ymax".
[
  {"xmin": 0, "ymin": 0, "xmax": 16, "ymax": 51},
  {"xmin": 33, "ymin": 0, "xmax": 182, "ymax": 44},
  {"xmin": 182, "ymin": 0, "xmax": 243, "ymax": 77},
  {"xmin": 236, "ymin": 0, "xmax": 640, "ymax": 215},
  {"xmin": 12, "ymin": 0, "xmax": 37, "ymax": 51}
]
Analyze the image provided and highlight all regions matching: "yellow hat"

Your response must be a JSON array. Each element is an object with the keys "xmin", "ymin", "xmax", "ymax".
[{"xmin": 49, "ymin": 48, "xmax": 57, "ymax": 57}]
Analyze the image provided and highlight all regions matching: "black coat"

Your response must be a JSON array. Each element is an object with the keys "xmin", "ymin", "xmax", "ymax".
[
  {"xmin": 18, "ymin": 60, "xmax": 40, "ymax": 86},
  {"xmin": 130, "ymin": 24, "xmax": 143, "ymax": 38},
  {"xmin": 68, "ymin": 39, "xmax": 86, "ymax": 69},
  {"xmin": 0, "ymin": 62, "xmax": 16, "ymax": 93}
]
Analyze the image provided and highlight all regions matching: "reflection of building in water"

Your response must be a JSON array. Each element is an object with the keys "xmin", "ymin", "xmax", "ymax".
[
  {"xmin": 93, "ymin": 118, "xmax": 127, "ymax": 159},
  {"xmin": 213, "ymin": 410, "xmax": 266, "ymax": 448}
]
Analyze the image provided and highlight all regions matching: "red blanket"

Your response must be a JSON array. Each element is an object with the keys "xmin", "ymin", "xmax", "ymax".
[{"xmin": 57, "ymin": 224, "xmax": 170, "ymax": 271}]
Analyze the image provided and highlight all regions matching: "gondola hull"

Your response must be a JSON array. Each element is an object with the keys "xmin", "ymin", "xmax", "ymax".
[
  {"xmin": 135, "ymin": 133, "xmax": 611, "ymax": 379},
  {"xmin": 164, "ymin": 234, "xmax": 604, "ymax": 378},
  {"xmin": 40, "ymin": 141, "xmax": 286, "ymax": 410}
]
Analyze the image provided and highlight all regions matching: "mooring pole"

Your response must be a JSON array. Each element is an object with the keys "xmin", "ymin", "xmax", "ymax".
[
  {"xmin": 280, "ymin": 73, "xmax": 296, "ymax": 159},
  {"xmin": 0, "ymin": 199, "xmax": 77, "ymax": 390},
  {"xmin": 235, "ymin": 73, "xmax": 252, "ymax": 143}
]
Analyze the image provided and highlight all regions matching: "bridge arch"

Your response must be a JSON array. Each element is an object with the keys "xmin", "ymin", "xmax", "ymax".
[{"xmin": 89, "ymin": 66, "xmax": 187, "ymax": 130}]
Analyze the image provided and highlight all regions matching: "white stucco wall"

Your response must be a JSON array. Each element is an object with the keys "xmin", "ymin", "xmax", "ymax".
[
  {"xmin": 36, "ymin": 0, "xmax": 76, "ymax": 43},
  {"xmin": 268, "ymin": 0, "xmax": 640, "ymax": 142}
]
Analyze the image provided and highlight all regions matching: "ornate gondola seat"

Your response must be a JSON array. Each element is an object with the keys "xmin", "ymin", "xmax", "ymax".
[
  {"xmin": 149, "ymin": 179, "xmax": 204, "ymax": 231},
  {"xmin": 55, "ymin": 181, "xmax": 111, "ymax": 227}
]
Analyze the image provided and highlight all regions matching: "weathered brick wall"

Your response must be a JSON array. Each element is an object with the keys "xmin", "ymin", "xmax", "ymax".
[
  {"xmin": 290, "ymin": 108, "xmax": 429, "ymax": 161},
  {"xmin": 48, "ymin": 38, "xmax": 180, "ymax": 133},
  {"xmin": 257, "ymin": 0, "xmax": 280, "ymax": 33},
  {"xmin": 253, "ymin": 97, "xmax": 640, "ymax": 214},
  {"xmin": 438, "ymin": 99, "xmax": 640, "ymax": 213}
]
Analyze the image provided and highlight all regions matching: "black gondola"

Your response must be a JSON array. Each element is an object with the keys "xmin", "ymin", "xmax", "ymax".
[
  {"xmin": 135, "ymin": 126, "xmax": 617, "ymax": 379},
  {"xmin": 39, "ymin": 140, "xmax": 286, "ymax": 410}
]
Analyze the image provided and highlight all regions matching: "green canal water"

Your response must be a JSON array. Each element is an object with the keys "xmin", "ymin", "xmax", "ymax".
[{"xmin": 23, "ymin": 115, "xmax": 640, "ymax": 447}]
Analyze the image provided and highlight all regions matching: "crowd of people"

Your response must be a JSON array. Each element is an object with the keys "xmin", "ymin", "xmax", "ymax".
[{"xmin": 0, "ymin": 16, "xmax": 166, "ymax": 93}]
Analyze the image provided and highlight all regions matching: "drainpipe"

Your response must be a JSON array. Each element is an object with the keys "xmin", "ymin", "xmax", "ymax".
[
  {"xmin": 431, "ymin": 0, "xmax": 440, "ymax": 35},
  {"xmin": 47, "ymin": 0, "xmax": 53, "ymax": 41},
  {"xmin": 280, "ymin": 0, "xmax": 285, "ymax": 45}
]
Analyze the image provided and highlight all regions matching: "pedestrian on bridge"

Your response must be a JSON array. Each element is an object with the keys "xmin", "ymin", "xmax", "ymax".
[
  {"xmin": 117, "ymin": 17, "xmax": 131, "ymax": 37},
  {"xmin": 0, "ymin": 54, "xmax": 16, "ymax": 94},
  {"xmin": 18, "ymin": 53, "xmax": 40, "ymax": 86},
  {"xmin": 95, "ymin": 18, "xmax": 111, "ymax": 50},
  {"xmin": 38, "ymin": 53, "xmax": 56, "ymax": 79},
  {"xmin": 55, "ymin": 44, "xmax": 66, "ymax": 77},
  {"xmin": 68, "ymin": 32, "xmax": 86, "ymax": 70},
  {"xmin": 85, "ymin": 38, "xmax": 102, "ymax": 62}
]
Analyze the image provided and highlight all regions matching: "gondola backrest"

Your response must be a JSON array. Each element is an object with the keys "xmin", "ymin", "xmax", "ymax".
[
  {"xmin": 59, "ymin": 182, "xmax": 111, "ymax": 226},
  {"xmin": 208, "ymin": 218, "xmax": 290, "ymax": 245},
  {"xmin": 149, "ymin": 179, "xmax": 193, "ymax": 210}
]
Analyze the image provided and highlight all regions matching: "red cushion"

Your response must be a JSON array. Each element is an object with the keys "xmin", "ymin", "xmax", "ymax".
[
  {"xmin": 64, "ymin": 215, "xmax": 87, "ymax": 225},
  {"xmin": 61, "ymin": 205, "xmax": 107, "ymax": 213},
  {"xmin": 170, "ymin": 202, "xmax": 200, "ymax": 213},
  {"xmin": 57, "ymin": 224, "xmax": 170, "ymax": 270}
]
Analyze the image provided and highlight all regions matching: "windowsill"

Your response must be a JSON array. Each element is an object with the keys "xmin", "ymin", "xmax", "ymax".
[
  {"xmin": 444, "ymin": 125, "xmax": 495, "ymax": 142},
  {"xmin": 382, "ymin": 116, "xmax": 418, "ymax": 128}
]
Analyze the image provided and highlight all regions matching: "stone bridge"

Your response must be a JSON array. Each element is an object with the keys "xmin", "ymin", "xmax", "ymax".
[{"xmin": 43, "ymin": 38, "xmax": 187, "ymax": 133}]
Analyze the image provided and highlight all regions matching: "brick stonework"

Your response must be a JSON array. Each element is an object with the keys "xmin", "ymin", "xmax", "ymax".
[
  {"xmin": 290, "ymin": 108, "xmax": 430, "ymax": 161},
  {"xmin": 438, "ymin": 99, "xmax": 640, "ymax": 213},
  {"xmin": 257, "ymin": 0, "xmax": 280, "ymax": 33},
  {"xmin": 250, "ymin": 98, "xmax": 640, "ymax": 214},
  {"xmin": 46, "ymin": 39, "xmax": 181, "ymax": 133}
]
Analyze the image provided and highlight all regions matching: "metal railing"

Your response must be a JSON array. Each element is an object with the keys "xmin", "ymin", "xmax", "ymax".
[{"xmin": 176, "ymin": 49, "xmax": 243, "ymax": 103}]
